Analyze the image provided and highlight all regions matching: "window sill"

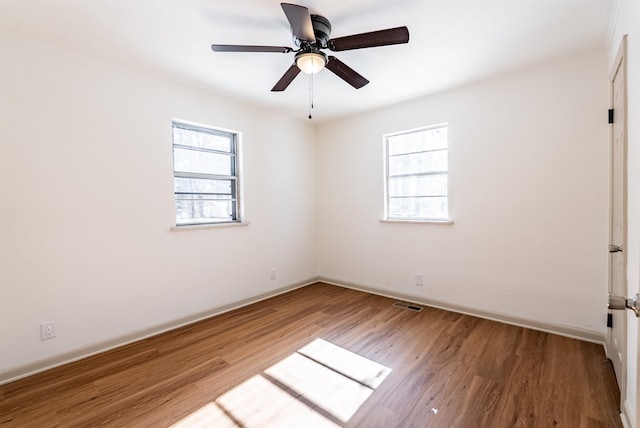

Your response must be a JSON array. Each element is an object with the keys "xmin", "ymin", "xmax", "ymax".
[
  {"xmin": 380, "ymin": 219, "xmax": 454, "ymax": 225},
  {"xmin": 170, "ymin": 221, "xmax": 250, "ymax": 231}
]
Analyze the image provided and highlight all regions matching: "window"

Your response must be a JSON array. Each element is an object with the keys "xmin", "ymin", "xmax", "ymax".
[
  {"xmin": 384, "ymin": 124, "xmax": 449, "ymax": 221},
  {"xmin": 172, "ymin": 121, "xmax": 241, "ymax": 226}
]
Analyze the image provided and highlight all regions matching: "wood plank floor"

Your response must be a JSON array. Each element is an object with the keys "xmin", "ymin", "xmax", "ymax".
[{"xmin": 0, "ymin": 283, "xmax": 621, "ymax": 427}]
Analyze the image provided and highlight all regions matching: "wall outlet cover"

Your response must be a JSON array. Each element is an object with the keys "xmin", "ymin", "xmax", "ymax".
[{"xmin": 40, "ymin": 321, "xmax": 56, "ymax": 341}]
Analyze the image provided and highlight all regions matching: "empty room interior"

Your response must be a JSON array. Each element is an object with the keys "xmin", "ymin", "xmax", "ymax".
[{"xmin": 1, "ymin": 0, "xmax": 639, "ymax": 427}]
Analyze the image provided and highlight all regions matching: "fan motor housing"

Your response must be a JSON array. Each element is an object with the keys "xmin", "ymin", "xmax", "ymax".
[{"xmin": 310, "ymin": 14, "xmax": 331, "ymax": 46}]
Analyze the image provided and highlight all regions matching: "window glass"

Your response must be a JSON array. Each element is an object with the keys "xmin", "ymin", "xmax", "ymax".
[
  {"xmin": 385, "ymin": 125, "xmax": 449, "ymax": 221},
  {"xmin": 172, "ymin": 121, "xmax": 240, "ymax": 225}
]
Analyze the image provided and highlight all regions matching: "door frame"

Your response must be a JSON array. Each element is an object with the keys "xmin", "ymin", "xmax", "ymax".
[{"xmin": 605, "ymin": 34, "xmax": 629, "ymax": 422}]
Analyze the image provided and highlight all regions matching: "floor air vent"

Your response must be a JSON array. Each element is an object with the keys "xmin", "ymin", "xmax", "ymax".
[{"xmin": 392, "ymin": 301, "xmax": 424, "ymax": 312}]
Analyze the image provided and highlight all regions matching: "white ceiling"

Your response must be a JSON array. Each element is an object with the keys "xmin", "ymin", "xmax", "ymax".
[{"xmin": 0, "ymin": 0, "xmax": 614, "ymax": 122}]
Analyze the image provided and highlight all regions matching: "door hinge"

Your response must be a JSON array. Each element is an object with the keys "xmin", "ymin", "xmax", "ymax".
[
  {"xmin": 607, "ymin": 312, "xmax": 613, "ymax": 328},
  {"xmin": 608, "ymin": 108, "xmax": 614, "ymax": 124}
]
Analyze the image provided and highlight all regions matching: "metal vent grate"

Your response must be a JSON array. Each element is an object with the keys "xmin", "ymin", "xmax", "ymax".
[{"xmin": 392, "ymin": 301, "xmax": 424, "ymax": 312}]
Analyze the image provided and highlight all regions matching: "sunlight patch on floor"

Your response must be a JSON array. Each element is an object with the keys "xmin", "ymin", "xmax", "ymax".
[
  {"xmin": 298, "ymin": 338, "xmax": 392, "ymax": 389},
  {"xmin": 218, "ymin": 375, "xmax": 341, "ymax": 427},
  {"xmin": 170, "ymin": 338, "xmax": 391, "ymax": 427},
  {"xmin": 169, "ymin": 402, "xmax": 237, "ymax": 428},
  {"xmin": 171, "ymin": 377, "xmax": 339, "ymax": 428},
  {"xmin": 266, "ymin": 353, "xmax": 373, "ymax": 423}
]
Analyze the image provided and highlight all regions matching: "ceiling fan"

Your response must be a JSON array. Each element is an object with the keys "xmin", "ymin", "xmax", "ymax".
[{"xmin": 211, "ymin": 3, "xmax": 409, "ymax": 92}]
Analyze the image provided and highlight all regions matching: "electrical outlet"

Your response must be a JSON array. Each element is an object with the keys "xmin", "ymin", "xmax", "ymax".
[
  {"xmin": 270, "ymin": 269, "xmax": 277, "ymax": 280},
  {"xmin": 40, "ymin": 321, "xmax": 56, "ymax": 341},
  {"xmin": 505, "ymin": 287, "xmax": 516, "ymax": 299},
  {"xmin": 415, "ymin": 274, "xmax": 423, "ymax": 286}
]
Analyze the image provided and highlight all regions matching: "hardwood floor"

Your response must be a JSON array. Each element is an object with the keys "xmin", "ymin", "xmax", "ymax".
[{"xmin": 0, "ymin": 283, "xmax": 621, "ymax": 427}]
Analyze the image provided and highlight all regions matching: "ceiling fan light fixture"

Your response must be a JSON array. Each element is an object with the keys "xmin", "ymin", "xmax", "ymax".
[
  {"xmin": 296, "ymin": 51, "xmax": 327, "ymax": 74},
  {"xmin": 212, "ymin": 3, "xmax": 410, "ymax": 93}
]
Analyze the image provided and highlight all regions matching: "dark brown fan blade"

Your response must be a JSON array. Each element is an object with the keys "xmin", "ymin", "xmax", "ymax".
[
  {"xmin": 328, "ymin": 26, "xmax": 409, "ymax": 51},
  {"xmin": 271, "ymin": 64, "xmax": 301, "ymax": 91},
  {"xmin": 325, "ymin": 56, "xmax": 369, "ymax": 89},
  {"xmin": 281, "ymin": 3, "xmax": 315, "ymax": 42},
  {"xmin": 211, "ymin": 44, "xmax": 292, "ymax": 53}
]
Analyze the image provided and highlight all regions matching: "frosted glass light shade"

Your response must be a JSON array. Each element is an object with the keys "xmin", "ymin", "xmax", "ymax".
[{"xmin": 296, "ymin": 52, "xmax": 327, "ymax": 74}]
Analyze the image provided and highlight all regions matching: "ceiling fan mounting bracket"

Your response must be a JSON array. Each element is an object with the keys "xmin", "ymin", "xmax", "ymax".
[
  {"xmin": 310, "ymin": 14, "xmax": 331, "ymax": 46},
  {"xmin": 292, "ymin": 14, "xmax": 332, "ymax": 49}
]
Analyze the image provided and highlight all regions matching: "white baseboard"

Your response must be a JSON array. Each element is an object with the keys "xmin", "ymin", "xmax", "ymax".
[
  {"xmin": 1, "ymin": 276, "xmax": 606, "ymax": 385},
  {"xmin": 318, "ymin": 276, "xmax": 605, "ymax": 345},
  {"xmin": 621, "ymin": 399, "xmax": 635, "ymax": 428},
  {"xmin": 0, "ymin": 278, "xmax": 315, "ymax": 385}
]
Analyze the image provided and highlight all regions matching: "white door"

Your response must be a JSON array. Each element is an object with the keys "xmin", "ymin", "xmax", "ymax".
[{"xmin": 606, "ymin": 35, "xmax": 627, "ymax": 411}]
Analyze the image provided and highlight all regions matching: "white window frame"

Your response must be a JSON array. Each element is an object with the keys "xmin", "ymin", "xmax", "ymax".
[
  {"xmin": 383, "ymin": 124, "xmax": 451, "ymax": 223},
  {"xmin": 172, "ymin": 120, "xmax": 242, "ymax": 227}
]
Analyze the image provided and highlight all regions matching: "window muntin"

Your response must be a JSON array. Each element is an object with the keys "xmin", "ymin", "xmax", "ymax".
[
  {"xmin": 385, "ymin": 124, "xmax": 449, "ymax": 221},
  {"xmin": 172, "ymin": 121, "xmax": 240, "ymax": 226}
]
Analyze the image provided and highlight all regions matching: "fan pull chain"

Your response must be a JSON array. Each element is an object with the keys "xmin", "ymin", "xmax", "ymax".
[{"xmin": 308, "ymin": 72, "xmax": 314, "ymax": 119}]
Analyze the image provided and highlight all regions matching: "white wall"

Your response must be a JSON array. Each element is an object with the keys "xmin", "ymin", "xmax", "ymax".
[
  {"xmin": 607, "ymin": 1, "xmax": 640, "ymax": 426},
  {"xmin": 316, "ymin": 53, "xmax": 609, "ymax": 337},
  {"xmin": 0, "ymin": 37, "xmax": 317, "ymax": 377},
  {"xmin": 0, "ymin": 34, "xmax": 614, "ymax": 385}
]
